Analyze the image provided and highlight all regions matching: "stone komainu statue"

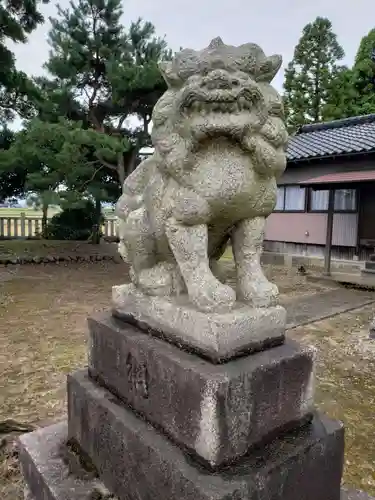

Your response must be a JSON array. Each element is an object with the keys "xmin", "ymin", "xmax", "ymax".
[{"xmin": 115, "ymin": 38, "xmax": 288, "ymax": 313}]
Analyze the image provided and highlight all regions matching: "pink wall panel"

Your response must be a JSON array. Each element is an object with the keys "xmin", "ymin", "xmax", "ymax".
[{"xmin": 265, "ymin": 212, "xmax": 358, "ymax": 247}]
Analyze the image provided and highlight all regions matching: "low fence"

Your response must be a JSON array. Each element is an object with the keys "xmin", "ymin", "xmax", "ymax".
[{"xmin": 0, "ymin": 214, "xmax": 119, "ymax": 240}]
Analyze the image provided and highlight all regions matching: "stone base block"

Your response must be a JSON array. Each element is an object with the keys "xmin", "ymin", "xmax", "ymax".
[
  {"xmin": 88, "ymin": 312, "xmax": 315, "ymax": 467},
  {"xmin": 112, "ymin": 284, "xmax": 286, "ymax": 362},
  {"xmin": 68, "ymin": 369, "xmax": 344, "ymax": 500},
  {"xmin": 18, "ymin": 422, "xmax": 116, "ymax": 500},
  {"xmin": 19, "ymin": 421, "xmax": 370, "ymax": 500}
]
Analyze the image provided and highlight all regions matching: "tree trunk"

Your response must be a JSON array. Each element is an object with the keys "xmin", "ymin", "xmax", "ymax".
[
  {"xmin": 92, "ymin": 198, "xmax": 102, "ymax": 245},
  {"xmin": 117, "ymin": 149, "xmax": 138, "ymax": 192},
  {"xmin": 41, "ymin": 200, "xmax": 48, "ymax": 235},
  {"xmin": 117, "ymin": 153, "xmax": 125, "ymax": 191}
]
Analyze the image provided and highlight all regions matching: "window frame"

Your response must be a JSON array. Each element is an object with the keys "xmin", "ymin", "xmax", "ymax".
[
  {"xmin": 307, "ymin": 187, "xmax": 358, "ymax": 214},
  {"xmin": 275, "ymin": 186, "xmax": 286, "ymax": 212},
  {"xmin": 274, "ymin": 184, "xmax": 307, "ymax": 213}
]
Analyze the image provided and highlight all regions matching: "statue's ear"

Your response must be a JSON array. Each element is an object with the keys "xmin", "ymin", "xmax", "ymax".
[
  {"xmin": 257, "ymin": 55, "xmax": 282, "ymax": 83},
  {"xmin": 159, "ymin": 61, "xmax": 182, "ymax": 88}
]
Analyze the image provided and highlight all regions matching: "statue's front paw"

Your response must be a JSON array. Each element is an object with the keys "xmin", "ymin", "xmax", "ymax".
[
  {"xmin": 190, "ymin": 276, "xmax": 236, "ymax": 313},
  {"xmin": 238, "ymin": 280, "xmax": 279, "ymax": 308}
]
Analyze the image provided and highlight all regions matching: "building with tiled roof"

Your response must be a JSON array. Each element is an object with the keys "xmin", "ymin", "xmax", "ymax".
[
  {"xmin": 287, "ymin": 114, "xmax": 375, "ymax": 161},
  {"xmin": 265, "ymin": 114, "xmax": 375, "ymax": 269}
]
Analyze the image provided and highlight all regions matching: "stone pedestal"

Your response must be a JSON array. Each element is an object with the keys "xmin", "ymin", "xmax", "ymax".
[
  {"xmin": 19, "ymin": 422, "xmax": 371, "ymax": 500},
  {"xmin": 87, "ymin": 313, "xmax": 314, "ymax": 467},
  {"xmin": 19, "ymin": 307, "xmax": 351, "ymax": 500},
  {"xmin": 112, "ymin": 284, "xmax": 287, "ymax": 362}
]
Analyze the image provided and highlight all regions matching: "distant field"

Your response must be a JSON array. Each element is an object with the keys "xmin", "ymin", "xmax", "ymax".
[
  {"xmin": 0, "ymin": 207, "xmax": 117, "ymax": 239},
  {"xmin": 0, "ymin": 207, "xmax": 116, "ymax": 218},
  {"xmin": 0, "ymin": 207, "xmax": 60, "ymax": 218}
]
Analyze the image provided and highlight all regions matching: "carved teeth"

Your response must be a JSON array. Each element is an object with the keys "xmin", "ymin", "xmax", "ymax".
[
  {"xmin": 186, "ymin": 99, "xmax": 250, "ymax": 114},
  {"xmin": 238, "ymin": 97, "xmax": 248, "ymax": 110}
]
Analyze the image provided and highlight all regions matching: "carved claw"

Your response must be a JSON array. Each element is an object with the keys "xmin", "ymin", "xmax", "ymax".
[
  {"xmin": 188, "ymin": 275, "xmax": 236, "ymax": 313},
  {"xmin": 238, "ymin": 280, "xmax": 279, "ymax": 308}
]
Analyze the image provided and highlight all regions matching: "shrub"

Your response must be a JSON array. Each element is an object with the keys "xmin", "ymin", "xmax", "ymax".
[{"xmin": 42, "ymin": 201, "xmax": 103, "ymax": 241}]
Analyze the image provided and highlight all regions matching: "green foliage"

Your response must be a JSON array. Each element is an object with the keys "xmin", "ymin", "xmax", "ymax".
[
  {"xmin": 0, "ymin": 0, "xmax": 49, "ymax": 122},
  {"xmin": 26, "ymin": 191, "xmax": 60, "ymax": 210},
  {"xmin": 283, "ymin": 17, "xmax": 345, "ymax": 131},
  {"xmin": 42, "ymin": 200, "xmax": 103, "ymax": 240},
  {"xmin": 0, "ymin": 127, "xmax": 26, "ymax": 201},
  {"xmin": 322, "ymin": 66, "xmax": 359, "ymax": 121},
  {"xmin": 33, "ymin": 77, "xmax": 88, "ymax": 124},
  {"xmin": 3, "ymin": 117, "xmax": 125, "ymax": 203},
  {"xmin": 44, "ymin": 0, "xmax": 170, "ymax": 183},
  {"xmin": 1, "ymin": 0, "xmax": 170, "ymax": 214},
  {"xmin": 350, "ymin": 29, "xmax": 375, "ymax": 115},
  {"xmin": 323, "ymin": 29, "xmax": 375, "ymax": 121},
  {"xmin": 45, "ymin": 0, "xmax": 127, "ymax": 95}
]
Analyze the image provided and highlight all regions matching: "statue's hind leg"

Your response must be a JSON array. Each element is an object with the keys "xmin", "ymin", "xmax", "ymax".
[
  {"xmin": 122, "ymin": 207, "xmax": 155, "ymax": 272},
  {"xmin": 124, "ymin": 207, "xmax": 184, "ymax": 296}
]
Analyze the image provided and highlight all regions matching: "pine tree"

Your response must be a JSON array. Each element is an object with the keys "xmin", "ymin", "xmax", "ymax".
[
  {"xmin": 0, "ymin": 127, "xmax": 26, "ymax": 201},
  {"xmin": 44, "ymin": 0, "xmax": 170, "ymax": 186},
  {"xmin": 3, "ymin": 117, "xmax": 124, "ymax": 234},
  {"xmin": 0, "ymin": 0, "xmax": 48, "ymax": 122},
  {"xmin": 350, "ymin": 28, "xmax": 375, "ymax": 115},
  {"xmin": 283, "ymin": 17, "xmax": 345, "ymax": 131},
  {"xmin": 322, "ymin": 66, "xmax": 358, "ymax": 121}
]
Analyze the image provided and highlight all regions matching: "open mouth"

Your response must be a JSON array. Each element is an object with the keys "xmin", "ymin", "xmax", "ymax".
[
  {"xmin": 183, "ymin": 97, "xmax": 251, "ymax": 114},
  {"xmin": 181, "ymin": 87, "xmax": 262, "ymax": 115}
]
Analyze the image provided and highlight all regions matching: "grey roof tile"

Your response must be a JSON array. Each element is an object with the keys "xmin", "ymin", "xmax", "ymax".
[{"xmin": 287, "ymin": 114, "xmax": 375, "ymax": 161}]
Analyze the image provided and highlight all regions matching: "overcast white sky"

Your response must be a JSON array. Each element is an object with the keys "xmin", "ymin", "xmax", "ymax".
[{"xmin": 10, "ymin": 0, "xmax": 375, "ymax": 92}]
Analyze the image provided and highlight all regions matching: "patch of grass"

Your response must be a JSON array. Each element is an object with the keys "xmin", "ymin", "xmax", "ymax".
[
  {"xmin": 220, "ymin": 245, "xmax": 233, "ymax": 261},
  {"xmin": 289, "ymin": 305, "xmax": 375, "ymax": 493},
  {"xmin": 0, "ymin": 240, "xmax": 118, "ymax": 259},
  {"xmin": 0, "ymin": 240, "xmax": 73, "ymax": 257}
]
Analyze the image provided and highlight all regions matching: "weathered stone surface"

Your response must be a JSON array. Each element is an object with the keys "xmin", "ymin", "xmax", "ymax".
[
  {"xmin": 114, "ymin": 38, "xmax": 288, "ymax": 317},
  {"xmin": 19, "ymin": 421, "xmax": 367, "ymax": 500},
  {"xmin": 112, "ymin": 284, "xmax": 286, "ymax": 361},
  {"xmin": 88, "ymin": 312, "xmax": 314, "ymax": 467},
  {"xmin": 369, "ymin": 317, "xmax": 375, "ymax": 339},
  {"xmin": 18, "ymin": 421, "xmax": 116, "ymax": 500},
  {"xmin": 342, "ymin": 489, "xmax": 375, "ymax": 500},
  {"xmin": 24, "ymin": 486, "xmax": 36, "ymax": 500},
  {"xmin": 68, "ymin": 370, "xmax": 344, "ymax": 500}
]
